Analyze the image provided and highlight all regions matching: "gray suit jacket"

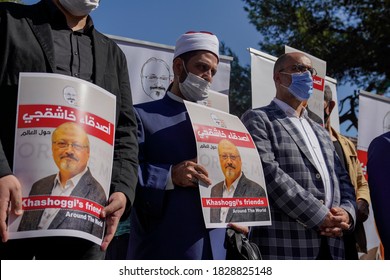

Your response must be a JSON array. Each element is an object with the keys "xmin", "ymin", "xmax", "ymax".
[
  {"xmin": 241, "ymin": 101, "xmax": 356, "ymax": 260},
  {"xmin": 209, "ymin": 173, "xmax": 269, "ymax": 223},
  {"xmin": 18, "ymin": 169, "xmax": 107, "ymax": 239}
]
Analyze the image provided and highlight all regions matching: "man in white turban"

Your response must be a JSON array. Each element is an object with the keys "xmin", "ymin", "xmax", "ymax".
[{"xmin": 127, "ymin": 31, "xmax": 246, "ymax": 260}]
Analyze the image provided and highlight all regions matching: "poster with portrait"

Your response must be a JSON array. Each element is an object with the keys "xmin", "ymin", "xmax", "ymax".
[
  {"xmin": 8, "ymin": 73, "xmax": 116, "ymax": 245},
  {"xmin": 184, "ymin": 101, "xmax": 271, "ymax": 228},
  {"xmin": 110, "ymin": 35, "xmax": 231, "ymax": 112}
]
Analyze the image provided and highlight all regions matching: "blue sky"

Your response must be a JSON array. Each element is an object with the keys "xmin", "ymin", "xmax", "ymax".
[
  {"xmin": 24, "ymin": 0, "xmax": 260, "ymax": 66},
  {"xmin": 22, "ymin": 0, "xmax": 357, "ymax": 137}
]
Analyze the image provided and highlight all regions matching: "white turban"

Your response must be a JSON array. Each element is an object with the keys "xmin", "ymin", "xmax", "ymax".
[{"xmin": 173, "ymin": 31, "xmax": 219, "ymax": 60}]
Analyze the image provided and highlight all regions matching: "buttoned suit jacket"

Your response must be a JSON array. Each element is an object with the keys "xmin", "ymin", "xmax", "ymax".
[
  {"xmin": 127, "ymin": 94, "xmax": 226, "ymax": 260},
  {"xmin": 241, "ymin": 101, "xmax": 356, "ymax": 260},
  {"xmin": 210, "ymin": 173, "xmax": 269, "ymax": 223},
  {"xmin": 0, "ymin": 0, "xmax": 138, "ymax": 205},
  {"xmin": 18, "ymin": 169, "xmax": 107, "ymax": 238}
]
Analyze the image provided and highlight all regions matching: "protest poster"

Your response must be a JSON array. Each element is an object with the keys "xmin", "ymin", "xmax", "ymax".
[
  {"xmin": 8, "ymin": 73, "xmax": 116, "ymax": 245},
  {"xmin": 185, "ymin": 101, "xmax": 271, "ymax": 228}
]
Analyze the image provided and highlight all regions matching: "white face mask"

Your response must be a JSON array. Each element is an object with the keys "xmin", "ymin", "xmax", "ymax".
[
  {"xmin": 178, "ymin": 63, "xmax": 210, "ymax": 102},
  {"xmin": 59, "ymin": 0, "xmax": 99, "ymax": 16}
]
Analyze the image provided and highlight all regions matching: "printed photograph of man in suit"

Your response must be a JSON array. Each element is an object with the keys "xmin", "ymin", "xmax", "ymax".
[
  {"xmin": 210, "ymin": 139, "xmax": 269, "ymax": 223},
  {"xmin": 18, "ymin": 122, "xmax": 107, "ymax": 239}
]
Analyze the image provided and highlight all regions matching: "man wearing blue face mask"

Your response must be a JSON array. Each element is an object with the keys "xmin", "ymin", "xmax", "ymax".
[
  {"xmin": 127, "ymin": 31, "xmax": 247, "ymax": 260},
  {"xmin": 241, "ymin": 52, "xmax": 357, "ymax": 259},
  {"xmin": 0, "ymin": 0, "xmax": 138, "ymax": 260}
]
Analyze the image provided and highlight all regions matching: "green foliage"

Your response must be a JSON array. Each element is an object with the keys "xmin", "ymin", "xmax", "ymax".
[{"xmin": 242, "ymin": 0, "xmax": 390, "ymax": 96}]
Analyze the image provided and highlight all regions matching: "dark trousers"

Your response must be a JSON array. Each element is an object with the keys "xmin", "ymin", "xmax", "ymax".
[
  {"xmin": 343, "ymin": 234, "xmax": 359, "ymax": 260},
  {"xmin": 316, "ymin": 236, "xmax": 333, "ymax": 260},
  {"xmin": 105, "ymin": 233, "xmax": 130, "ymax": 260}
]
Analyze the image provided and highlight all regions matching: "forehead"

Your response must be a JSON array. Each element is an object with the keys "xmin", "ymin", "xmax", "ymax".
[
  {"xmin": 143, "ymin": 60, "xmax": 169, "ymax": 73},
  {"xmin": 53, "ymin": 125, "xmax": 86, "ymax": 140},
  {"xmin": 189, "ymin": 51, "xmax": 218, "ymax": 65},
  {"xmin": 285, "ymin": 54, "xmax": 312, "ymax": 67},
  {"xmin": 219, "ymin": 142, "xmax": 239, "ymax": 153}
]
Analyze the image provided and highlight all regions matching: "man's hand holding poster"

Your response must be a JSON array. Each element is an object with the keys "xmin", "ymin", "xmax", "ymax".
[{"xmin": 185, "ymin": 101, "xmax": 271, "ymax": 228}]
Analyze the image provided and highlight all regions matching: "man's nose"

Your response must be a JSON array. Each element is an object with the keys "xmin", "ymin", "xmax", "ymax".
[
  {"xmin": 63, "ymin": 145, "xmax": 75, "ymax": 153},
  {"xmin": 202, "ymin": 70, "xmax": 213, "ymax": 82},
  {"xmin": 156, "ymin": 78, "xmax": 164, "ymax": 86}
]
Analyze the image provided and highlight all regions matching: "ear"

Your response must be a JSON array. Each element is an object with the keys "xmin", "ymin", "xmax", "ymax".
[
  {"xmin": 273, "ymin": 71, "xmax": 280, "ymax": 84},
  {"xmin": 172, "ymin": 58, "xmax": 183, "ymax": 76}
]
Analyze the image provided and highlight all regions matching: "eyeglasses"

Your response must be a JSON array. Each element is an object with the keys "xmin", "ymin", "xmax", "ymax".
[
  {"xmin": 53, "ymin": 141, "xmax": 88, "ymax": 152},
  {"xmin": 279, "ymin": 64, "xmax": 317, "ymax": 76},
  {"xmin": 219, "ymin": 154, "xmax": 240, "ymax": 161},
  {"xmin": 143, "ymin": 75, "xmax": 169, "ymax": 81}
]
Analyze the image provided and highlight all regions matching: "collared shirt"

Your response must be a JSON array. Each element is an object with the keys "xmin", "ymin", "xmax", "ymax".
[
  {"xmin": 45, "ymin": 0, "xmax": 94, "ymax": 82},
  {"xmin": 273, "ymin": 98, "xmax": 333, "ymax": 208},
  {"xmin": 37, "ymin": 167, "xmax": 89, "ymax": 230},
  {"xmin": 220, "ymin": 173, "xmax": 243, "ymax": 222}
]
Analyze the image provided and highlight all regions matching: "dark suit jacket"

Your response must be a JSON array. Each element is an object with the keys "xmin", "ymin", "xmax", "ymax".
[
  {"xmin": 367, "ymin": 131, "xmax": 390, "ymax": 260},
  {"xmin": 241, "ymin": 101, "xmax": 357, "ymax": 260},
  {"xmin": 0, "ymin": 0, "xmax": 138, "ymax": 206},
  {"xmin": 18, "ymin": 169, "xmax": 107, "ymax": 239},
  {"xmin": 210, "ymin": 173, "xmax": 269, "ymax": 223}
]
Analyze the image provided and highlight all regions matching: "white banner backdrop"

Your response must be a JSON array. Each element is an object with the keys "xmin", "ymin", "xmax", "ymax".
[
  {"xmin": 108, "ymin": 34, "xmax": 232, "ymax": 111},
  {"xmin": 358, "ymin": 91, "xmax": 390, "ymax": 152}
]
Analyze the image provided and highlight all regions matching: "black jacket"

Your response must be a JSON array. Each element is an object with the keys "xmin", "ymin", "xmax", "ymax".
[{"xmin": 0, "ymin": 0, "xmax": 138, "ymax": 206}]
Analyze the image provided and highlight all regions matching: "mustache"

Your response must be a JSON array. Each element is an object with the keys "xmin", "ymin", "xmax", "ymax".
[
  {"xmin": 225, "ymin": 163, "xmax": 235, "ymax": 169},
  {"xmin": 60, "ymin": 154, "xmax": 79, "ymax": 161},
  {"xmin": 150, "ymin": 86, "xmax": 166, "ymax": 91}
]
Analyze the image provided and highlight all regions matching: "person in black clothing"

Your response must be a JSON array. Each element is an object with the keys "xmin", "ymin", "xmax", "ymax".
[{"xmin": 0, "ymin": 0, "xmax": 138, "ymax": 259}]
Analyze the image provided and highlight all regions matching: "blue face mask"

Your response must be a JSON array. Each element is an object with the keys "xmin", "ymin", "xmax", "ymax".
[{"xmin": 281, "ymin": 71, "xmax": 313, "ymax": 101}]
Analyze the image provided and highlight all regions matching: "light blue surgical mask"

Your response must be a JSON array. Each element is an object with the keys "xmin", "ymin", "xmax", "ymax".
[{"xmin": 281, "ymin": 71, "xmax": 313, "ymax": 101}]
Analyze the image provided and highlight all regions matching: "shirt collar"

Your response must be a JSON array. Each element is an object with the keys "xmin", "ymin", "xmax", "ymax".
[
  {"xmin": 55, "ymin": 167, "xmax": 89, "ymax": 189},
  {"xmin": 223, "ymin": 172, "xmax": 243, "ymax": 193},
  {"xmin": 273, "ymin": 97, "xmax": 307, "ymax": 118},
  {"xmin": 167, "ymin": 91, "xmax": 184, "ymax": 103},
  {"xmin": 45, "ymin": 0, "xmax": 94, "ymax": 33}
]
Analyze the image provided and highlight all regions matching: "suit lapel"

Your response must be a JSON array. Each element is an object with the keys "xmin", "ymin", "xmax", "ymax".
[
  {"xmin": 271, "ymin": 103, "xmax": 317, "ymax": 167},
  {"xmin": 232, "ymin": 174, "xmax": 247, "ymax": 197},
  {"xmin": 26, "ymin": 18, "xmax": 55, "ymax": 72},
  {"xmin": 226, "ymin": 176, "xmax": 247, "ymax": 222}
]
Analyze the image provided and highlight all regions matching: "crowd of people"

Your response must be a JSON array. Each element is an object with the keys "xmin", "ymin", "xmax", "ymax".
[{"xmin": 0, "ymin": 0, "xmax": 387, "ymax": 260}]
